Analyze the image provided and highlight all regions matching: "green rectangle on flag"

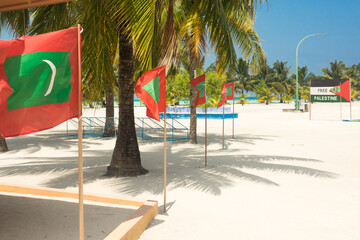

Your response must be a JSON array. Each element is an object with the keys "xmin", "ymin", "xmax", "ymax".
[
  {"xmin": 195, "ymin": 81, "xmax": 206, "ymax": 98},
  {"xmin": 225, "ymin": 86, "xmax": 233, "ymax": 97},
  {"xmin": 4, "ymin": 51, "xmax": 72, "ymax": 111}
]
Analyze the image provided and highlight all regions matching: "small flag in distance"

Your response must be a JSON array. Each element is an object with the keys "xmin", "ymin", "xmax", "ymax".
[
  {"xmin": 217, "ymin": 82, "xmax": 235, "ymax": 108},
  {"xmin": 135, "ymin": 65, "xmax": 166, "ymax": 121},
  {"xmin": 189, "ymin": 74, "xmax": 206, "ymax": 107}
]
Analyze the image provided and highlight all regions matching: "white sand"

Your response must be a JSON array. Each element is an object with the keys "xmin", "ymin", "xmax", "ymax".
[{"xmin": 1, "ymin": 102, "xmax": 360, "ymax": 240}]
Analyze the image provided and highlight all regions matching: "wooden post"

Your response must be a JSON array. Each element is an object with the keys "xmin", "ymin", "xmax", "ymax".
[
  {"xmin": 205, "ymin": 78, "xmax": 207, "ymax": 167},
  {"xmin": 222, "ymin": 105, "xmax": 225, "ymax": 149},
  {"xmin": 340, "ymin": 87, "xmax": 342, "ymax": 121},
  {"xmin": 77, "ymin": 24, "xmax": 84, "ymax": 240},
  {"xmin": 163, "ymin": 113, "xmax": 167, "ymax": 212},
  {"xmin": 232, "ymin": 99, "xmax": 235, "ymax": 139},
  {"xmin": 309, "ymin": 80, "xmax": 312, "ymax": 120},
  {"xmin": 349, "ymin": 79, "xmax": 352, "ymax": 120}
]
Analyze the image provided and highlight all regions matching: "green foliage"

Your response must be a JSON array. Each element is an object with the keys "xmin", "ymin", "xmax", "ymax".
[
  {"xmin": 254, "ymin": 80, "xmax": 276, "ymax": 105},
  {"xmin": 236, "ymin": 93, "xmax": 250, "ymax": 105},
  {"xmin": 283, "ymin": 93, "xmax": 293, "ymax": 103},
  {"xmin": 166, "ymin": 68, "xmax": 190, "ymax": 105},
  {"xmin": 0, "ymin": 9, "xmax": 30, "ymax": 37},
  {"xmin": 291, "ymin": 66, "xmax": 315, "ymax": 86},
  {"xmin": 351, "ymin": 88, "xmax": 359, "ymax": 101},
  {"xmin": 321, "ymin": 60, "xmax": 347, "ymax": 79},
  {"xmin": 299, "ymin": 86, "xmax": 310, "ymax": 101},
  {"xmin": 227, "ymin": 58, "xmax": 252, "ymax": 94},
  {"xmin": 166, "ymin": 69, "xmax": 225, "ymax": 107},
  {"xmin": 204, "ymin": 71, "xmax": 226, "ymax": 107},
  {"xmin": 346, "ymin": 64, "xmax": 360, "ymax": 93},
  {"xmin": 270, "ymin": 60, "xmax": 293, "ymax": 101}
]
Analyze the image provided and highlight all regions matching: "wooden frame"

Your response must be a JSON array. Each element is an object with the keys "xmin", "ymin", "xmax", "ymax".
[
  {"xmin": 0, "ymin": 184, "xmax": 158, "ymax": 240},
  {"xmin": 0, "ymin": 0, "xmax": 71, "ymax": 12}
]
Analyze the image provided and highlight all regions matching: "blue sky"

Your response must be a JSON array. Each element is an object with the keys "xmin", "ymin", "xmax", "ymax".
[{"xmin": 206, "ymin": 0, "xmax": 360, "ymax": 75}]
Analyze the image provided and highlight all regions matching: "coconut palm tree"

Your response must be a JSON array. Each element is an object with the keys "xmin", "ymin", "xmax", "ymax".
[
  {"xmin": 292, "ymin": 66, "xmax": 315, "ymax": 86},
  {"xmin": 1, "ymin": 2, "xmax": 129, "ymax": 172},
  {"xmin": 2, "ymin": 2, "xmax": 118, "ymax": 137},
  {"xmin": 28, "ymin": 0, "xmax": 176, "ymax": 176},
  {"xmin": 251, "ymin": 63, "xmax": 274, "ymax": 90},
  {"xmin": 271, "ymin": 60, "xmax": 292, "ymax": 102},
  {"xmin": 237, "ymin": 93, "xmax": 250, "ymax": 105},
  {"xmin": 321, "ymin": 60, "xmax": 347, "ymax": 79},
  {"xmin": 254, "ymin": 80, "xmax": 276, "ymax": 105},
  {"xmin": 30, "ymin": 1, "xmax": 118, "ymax": 136},
  {"xmin": 345, "ymin": 64, "xmax": 360, "ymax": 91},
  {"xmin": 176, "ymin": 0, "xmax": 267, "ymax": 143},
  {"xmin": 107, "ymin": 0, "xmax": 179, "ymax": 176},
  {"xmin": 299, "ymin": 86, "xmax": 310, "ymax": 101},
  {"xmin": 1, "ymin": 0, "xmax": 268, "ymax": 175},
  {"xmin": 98, "ymin": 0, "xmax": 268, "ymax": 173},
  {"xmin": 228, "ymin": 58, "xmax": 252, "ymax": 94},
  {"xmin": 0, "ymin": 9, "xmax": 30, "ymax": 36}
]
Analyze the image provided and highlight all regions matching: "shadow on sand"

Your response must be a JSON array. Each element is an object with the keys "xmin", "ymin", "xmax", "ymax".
[{"xmin": 0, "ymin": 132, "xmax": 338, "ymax": 196}]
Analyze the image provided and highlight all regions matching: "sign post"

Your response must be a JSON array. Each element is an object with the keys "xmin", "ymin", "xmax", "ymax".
[
  {"xmin": 163, "ymin": 113, "xmax": 167, "ymax": 212},
  {"xmin": 222, "ymin": 105, "xmax": 225, "ymax": 149},
  {"xmin": 205, "ymin": 79, "xmax": 208, "ymax": 167},
  {"xmin": 232, "ymin": 99, "xmax": 235, "ymax": 139},
  {"xmin": 349, "ymin": 79, "xmax": 352, "ymax": 120},
  {"xmin": 340, "ymin": 89, "xmax": 342, "ymax": 121},
  {"xmin": 309, "ymin": 80, "xmax": 312, "ymax": 120}
]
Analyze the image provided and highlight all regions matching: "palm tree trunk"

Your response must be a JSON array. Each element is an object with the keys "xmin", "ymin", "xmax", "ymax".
[
  {"xmin": 188, "ymin": 50, "xmax": 197, "ymax": 144},
  {"xmin": 104, "ymin": 83, "xmax": 115, "ymax": 136},
  {"xmin": 107, "ymin": 30, "xmax": 147, "ymax": 177},
  {"xmin": 0, "ymin": 135, "xmax": 8, "ymax": 152}
]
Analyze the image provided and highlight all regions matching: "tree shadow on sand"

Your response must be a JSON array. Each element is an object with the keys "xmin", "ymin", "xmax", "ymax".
[
  {"xmin": 3, "ymin": 131, "xmax": 106, "ymax": 154},
  {"xmin": 0, "ymin": 133, "xmax": 338, "ymax": 197},
  {"xmin": 112, "ymin": 142, "xmax": 338, "ymax": 196}
]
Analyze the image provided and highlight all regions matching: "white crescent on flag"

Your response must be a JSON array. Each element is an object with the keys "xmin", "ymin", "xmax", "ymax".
[{"xmin": 42, "ymin": 59, "xmax": 56, "ymax": 96}]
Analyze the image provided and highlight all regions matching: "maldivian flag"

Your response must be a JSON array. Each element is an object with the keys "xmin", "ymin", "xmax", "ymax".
[
  {"xmin": 189, "ymin": 74, "xmax": 206, "ymax": 107},
  {"xmin": 135, "ymin": 65, "xmax": 166, "ymax": 121},
  {"xmin": 217, "ymin": 82, "xmax": 235, "ymax": 108},
  {"xmin": 0, "ymin": 27, "xmax": 80, "ymax": 138}
]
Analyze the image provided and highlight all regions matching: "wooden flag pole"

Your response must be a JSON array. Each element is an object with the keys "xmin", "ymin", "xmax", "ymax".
[
  {"xmin": 163, "ymin": 113, "xmax": 167, "ymax": 212},
  {"xmin": 340, "ymin": 86, "xmax": 343, "ymax": 121},
  {"xmin": 77, "ymin": 24, "xmax": 84, "ymax": 240},
  {"xmin": 349, "ymin": 79, "xmax": 352, "ymax": 120},
  {"xmin": 222, "ymin": 104, "xmax": 225, "ymax": 149},
  {"xmin": 232, "ymin": 98, "xmax": 235, "ymax": 139},
  {"xmin": 205, "ymin": 77, "xmax": 207, "ymax": 167},
  {"xmin": 309, "ymin": 80, "xmax": 312, "ymax": 120}
]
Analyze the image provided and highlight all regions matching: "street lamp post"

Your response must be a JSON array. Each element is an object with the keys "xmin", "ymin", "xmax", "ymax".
[{"xmin": 295, "ymin": 33, "xmax": 326, "ymax": 110}]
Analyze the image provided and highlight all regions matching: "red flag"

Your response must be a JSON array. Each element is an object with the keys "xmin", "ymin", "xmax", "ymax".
[
  {"xmin": 135, "ymin": 66, "xmax": 166, "ymax": 121},
  {"xmin": 330, "ymin": 79, "xmax": 351, "ymax": 102},
  {"xmin": 189, "ymin": 74, "xmax": 206, "ymax": 107},
  {"xmin": 0, "ymin": 27, "xmax": 80, "ymax": 138},
  {"xmin": 217, "ymin": 82, "xmax": 235, "ymax": 108}
]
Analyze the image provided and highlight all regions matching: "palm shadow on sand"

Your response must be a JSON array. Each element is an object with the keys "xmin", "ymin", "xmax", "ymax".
[{"xmin": 0, "ymin": 132, "xmax": 337, "ymax": 196}]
